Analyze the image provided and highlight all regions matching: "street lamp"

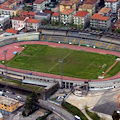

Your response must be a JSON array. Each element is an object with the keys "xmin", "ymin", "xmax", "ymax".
[
  {"xmin": 58, "ymin": 59, "xmax": 63, "ymax": 88},
  {"xmin": 3, "ymin": 50, "xmax": 7, "ymax": 80}
]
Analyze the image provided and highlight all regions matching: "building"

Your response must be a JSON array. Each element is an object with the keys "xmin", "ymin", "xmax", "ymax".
[
  {"xmin": 90, "ymin": 13, "xmax": 111, "ymax": 30},
  {"xmin": 0, "ymin": 0, "xmax": 6, "ymax": 4},
  {"xmin": 98, "ymin": 7, "xmax": 112, "ymax": 16},
  {"xmin": 60, "ymin": 9, "xmax": 76, "ymax": 24},
  {"xmin": 59, "ymin": 1, "xmax": 76, "ymax": 12},
  {"xmin": 1, "ymin": 0, "xmax": 17, "ymax": 8},
  {"xmin": 25, "ymin": 18, "xmax": 41, "ymax": 31},
  {"xmin": 12, "ymin": 16, "xmax": 25, "ymax": 30},
  {"xmin": 105, "ymin": 0, "xmax": 119, "ymax": 13},
  {"xmin": 33, "ymin": 0, "xmax": 49, "ymax": 11},
  {"xmin": 20, "ymin": 11, "xmax": 37, "ymax": 19},
  {"xmin": 51, "ymin": 12, "xmax": 60, "ymax": 22},
  {"xmin": 118, "ymin": 9, "xmax": 120, "ymax": 19},
  {"xmin": 74, "ymin": 11, "xmax": 89, "ymax": 28},
  {"xmin": 35, "ymin": 12, "xmax": 50, "ymax": 21},
  {"xmin": 78, "ymin": 4, "xmax": 95, "ymax": 17},
  {"xmin": 0, "ymin": 96, "xmax": 19, "ymax": 115},
  {"xmin": 0, "ymin": 15, "xmax": 10, "ymax": 31},
  {"xmin": 0, "ymin": 6, "xmax": 22, "ymax": 17},
  {"xmin": 0, "ymin": 113, "xmax": 3, "ymax": 120},
  {"xmin": 43, "ymin": 9, "xmax": 54, "ymax": 16},
  {"xmin": 114, "ymin": 21, "xmax": 120, "ymax": 29},
  {"xmin": 84, "ymin": 0, "xmax": 99, "ymax": 9}
]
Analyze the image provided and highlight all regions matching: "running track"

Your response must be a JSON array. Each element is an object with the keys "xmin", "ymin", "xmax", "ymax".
[{"xmin": 0, "ymin": 41, "xmax": 120, "ymax": 82}]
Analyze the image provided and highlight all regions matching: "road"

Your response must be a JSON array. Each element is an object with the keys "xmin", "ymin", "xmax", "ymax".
[{"xmin": 38, "ymin": 99, "xmax": 74, "ymax": 120}]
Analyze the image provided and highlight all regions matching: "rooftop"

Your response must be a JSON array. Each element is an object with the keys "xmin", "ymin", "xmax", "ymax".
[
  {"xmin": 25, "ymin": 18, "xmax": 40, "ymax": 23},
  {"xmin": 0, "ymin": 113, "xmax": 3, "ymax": 119},
  {"xmin": 22, "ymin": 11, "xmax": 37, "ymax": 15},
  {"xmin": 0, "ymin": 96, "xmax": 18, "ymax": 106},
  {"xmin": 34, "ymin": 0, "xmax": 48, "ymax": 4},
  {"xmin": 98, "ymin": 7, "xmax": 111, "ymax": 14},
  {"xmin": 43, "ymin": 9, "xmax": 54, "ymax": 14},
  {"xmin": 52, "ymin": 12, "xmax": 60, "ymax": 16},
  {"xmin": 61, "ymin": 9, "xmax": 75, "ymax": 15},
  {"xmin": 75, "ymin": 11, "xmax": 89, "ymax": 17},
  {"xmin": 60, "ymin": 0, "xmax": 74, "ymax": 6},
  {"xmin": 2, "ymin": 0, "xmax": 16, "ymax": 6},
  {"xmin": 79, "ymin": 4, "xmax": 95, "ymax": 9},
  {"xmin": 12, "ymin": 16, "xmax": 25, "ymax": 21},
  {"xmin": 105, "ymin": 0, "xmax": 118, "ymax": 2},
  {"xmin": 36, "ymin": 12, "xmax": 49, "ymax": 16},
  {"xmin": 85, "ymin": 0, "xmax": 98, "ymax": 4},
  {"xmin": 0, "ymin": 15, "xmax": 9, "ymax": 21},
  {"xmin": 91, "ymin": 13, "xmax": 109, "ymax": 21}
]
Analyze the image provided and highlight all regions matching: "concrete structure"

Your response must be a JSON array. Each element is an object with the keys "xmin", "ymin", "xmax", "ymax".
[
  {"xmin": 90, "ymin": 13, "xmax": 111, "ymax": 30},
  {"xmin": 59, "ymin": 0, "xmax": 76, "ymax": 12},
  {"xmin": 73, "ymin": 11, "xmax": 89, "ymax": 28},
  {"xmin": 98, "ymin": 7, "xmax": 112, "ymax": 16},
  {"xmin": 105, "ymin": 0, "xmax": 119, "ymax": 13},
  {"xmin": 0, "ymin": 15, "xmax": 10, "ymax": 31},
  {"xmin": 12, "ymin": 16, "xmax": 25, "ymax": 30},
  {"xmin": 25, "ymin": 18, "xmax": 41, "ymax": 31},
  {"xmin": 78, "ymin": 4, "xmax": 95, "ymax": 17},
  {"xmin": 0, "ymin": 96, "xmax": 19, "ymax": 115},
  {"xmin": 60, "ymin": 9, "xmax": 76, "ymax": 24},
  {"xmin": 33, "ymin": 0, "xmax": 49, "ymax": 11},
  {"xmin": 51, "ymin": 12, "xmax": 60, "ymax": 22},
  {"xmin": 35, "ymin": 12, "xmax": 50, "ymax": 21}
]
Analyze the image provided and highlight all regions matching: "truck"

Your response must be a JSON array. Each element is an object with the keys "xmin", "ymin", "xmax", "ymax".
[{"xmin": 74, "ymin": 115, "xmax": 81, "ymax": 120}]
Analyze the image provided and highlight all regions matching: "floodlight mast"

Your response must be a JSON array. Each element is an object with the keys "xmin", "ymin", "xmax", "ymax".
[
  {"xmin": 3, "ymin": 50, "xmax": 7, "ymax": 80},
  {"xmin": 59, "ymin": 59, "xmax": 63, "ymax": 88}
]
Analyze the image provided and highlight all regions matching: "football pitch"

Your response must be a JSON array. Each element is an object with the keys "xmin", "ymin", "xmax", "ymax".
[{"xmin": 5, "ymin": 44, "xmax": 120, "ymax": 79}]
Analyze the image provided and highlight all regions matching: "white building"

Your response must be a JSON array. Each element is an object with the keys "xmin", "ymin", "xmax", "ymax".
[
  {"xmin": 105, "ymin": 0, "xmax": 119, "ymax": 13},
  {"xmin": 0, "ymin": 15, "xmax": 10, "ymax": 31},
  {"xmin": 33, "ymin": 0, "xmax": 49, "ymax": 11}
]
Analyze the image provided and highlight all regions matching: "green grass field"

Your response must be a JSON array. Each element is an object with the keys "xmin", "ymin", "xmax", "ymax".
[{"xmin": 3, "ymin": 44, "xmax": 120, "ymax": 79}]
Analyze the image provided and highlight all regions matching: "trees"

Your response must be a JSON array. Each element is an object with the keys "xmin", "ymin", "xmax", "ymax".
[
  {"xmin": 112, "ymin": 110, "xmax": 120, "ymax": 120},
  {"xmin": 22, "ymin": 91, "xmax": 39, "ymax": 116}
]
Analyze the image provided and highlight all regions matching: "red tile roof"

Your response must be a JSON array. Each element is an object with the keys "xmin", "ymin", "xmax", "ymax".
[
  {"xmin": 91, "ymin": 13, "xmax": 109, "ymax": 21},
  {"xmin": 43, "ymin": 10, "xmax": 54, "ymax": 14},
  {"xmin": 52, "ymin": 12, "xmax": 60, "ymax": 16},
  {"xmin": 85, "ymin": 0, "xmax": 98, "ymax": 4},
  {"xmin": 75, "ymin": 11, "xmax": 89, "ymax": 17},
  {"xmin": 34, "ymin": 0, "xmax": 48, "ymax": 4},
  {"xmin": 60, "ymin": 1, "xmax": 74, "ymax": 6},
  {"xmin": 22, "ymin": 11, "xmax": 37, "ymax": 15},
  {"xmin": 12, "ymin": 16, "xmax": 25, "ymax": 21},
  {"xmin": 6, "ymin": 29, "xmax": 18, "ymax": 34},
  {"xmin": 2, "ymin": 0, "xmax": 16, "ymax": 6},
  {"xmin": 61, "ymin": 9, "xmax": 75, "ymax": 15},
  {"xmin": 25, "ymin": 18, "xmax": 40, "ymax": 23},
  {"xmin": 0, "ymin": 6, "xmax": 12, "ymax": 10}
]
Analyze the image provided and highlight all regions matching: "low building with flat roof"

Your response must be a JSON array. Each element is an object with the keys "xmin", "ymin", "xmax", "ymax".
[{"xmin": 0, "ymin": 96, "xmax": 19, "ymax": 115}]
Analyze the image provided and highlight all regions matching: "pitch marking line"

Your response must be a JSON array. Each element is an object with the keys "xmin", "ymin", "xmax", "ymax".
[{"xmin": 48, "ymin": 51, "xmax": 73, "ymax": 72}]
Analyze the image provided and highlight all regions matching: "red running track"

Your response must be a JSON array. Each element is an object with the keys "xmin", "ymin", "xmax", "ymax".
[{"xmin": 0, "ymin": 41, "xmax": 120, "ymax": 82}]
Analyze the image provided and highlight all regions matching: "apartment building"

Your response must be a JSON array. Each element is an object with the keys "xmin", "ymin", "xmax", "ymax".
[
  {"xmin": 0, "ymin": 15, "xmax": 10, "ymax": 31},
  {"xmin": 90, "ymin": 13, "xmax": 111, "ymax": 30},
  {"xmin": 59, "ymin": 1, "xmax": 76, "ymax": 12},
  {"xmin": 98, "ymin": 7, "xmax": 112, "ymax": 16},
  {"xmin": 51, "ymin": 12, "xmax": 60, "ymax": 22},
  {"xmin": 78, "ymin": 4, "xmax": 95, "ymax": 17},
  {"xmin": 0, "ymin": 96, "xmax": 19, "ymax": 115},
  {"xmin": 60, "ymin": 9, "xmax": 76, "ymax": 24},
  {"xmin": 12, "ymin": 16, "xmax": 25, "ymax": 30},
  {"xmin": 74, "ymin": 11, "xmax": 89, "ymax": 28},
  {"xmin": 25, "ymin": 18, "xmax": 41, "ymax": 31},
  {"xmin": 33, "ymin": 0, "xmax": 49, "ymax": 11},
  {"xmin": 1, "ymin": 0, "xmax": 17, "ymax": 8},
  {"xmin": 105, "ymin": 0, "xmax": 119, "ymax": 13},
  {"xmin": 118, "ymin": 9, "xmax": 120, "ymax": 19}
]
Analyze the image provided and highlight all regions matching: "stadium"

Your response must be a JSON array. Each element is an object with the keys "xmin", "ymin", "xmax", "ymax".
[{"xmin": 0, "ymin": 29, "xmax": 120, "ymax": 91}]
